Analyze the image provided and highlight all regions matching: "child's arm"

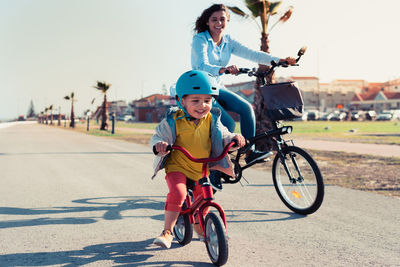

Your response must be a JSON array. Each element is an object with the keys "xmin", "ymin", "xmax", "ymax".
[{"xmin": 150, "ymin": 118, "xmax": 174, "ymax": 155}]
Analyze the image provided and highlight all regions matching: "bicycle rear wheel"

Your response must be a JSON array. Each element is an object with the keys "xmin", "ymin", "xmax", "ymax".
[
  {"xmin": 272, "ymin": 146, "xmax": 324, "ymax": 215},
  {"xmin": 173, "ymin": 203, "xmax": 193, "ymax": 245}
]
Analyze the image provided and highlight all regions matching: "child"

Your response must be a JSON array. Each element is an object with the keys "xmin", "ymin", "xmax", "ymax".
[{"xmin": 150, "ymin": 70, "xmax": 245, "ymax": 248}]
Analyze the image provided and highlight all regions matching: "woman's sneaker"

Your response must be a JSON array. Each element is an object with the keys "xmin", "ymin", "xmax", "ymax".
[
  {"xmin": 153, "ymin": 229, "xmax": 173, "ymax": 248},
  {"xmin": 209, "ymin": 170, "xmax": 223, "ymax": 191}
]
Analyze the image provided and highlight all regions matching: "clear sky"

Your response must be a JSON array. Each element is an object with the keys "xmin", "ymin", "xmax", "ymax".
[{"xmin": 1, "ymin": 0, "xmax": 399, "ymax": 120}]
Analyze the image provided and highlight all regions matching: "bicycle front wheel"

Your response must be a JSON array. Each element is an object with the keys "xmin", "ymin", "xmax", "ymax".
[
  {"xmin": 272, "ymin": 146, "xmax": 324, "ymax": 215},
  {"xmin": 204, "ymin": 212, "xmax": 229, "ymax": 266}
]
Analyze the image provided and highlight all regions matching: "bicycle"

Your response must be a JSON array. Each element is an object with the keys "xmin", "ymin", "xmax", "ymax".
[
  {"xmin": 153, "ymin": 140, "xmax": 238, "ymax": 266},
  {"xmin": 222, "ymin": 47, "xmax": 325, "ymax": 215}
]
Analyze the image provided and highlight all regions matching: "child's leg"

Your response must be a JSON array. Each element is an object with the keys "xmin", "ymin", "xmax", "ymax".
[{"xmin": 164, "ymin": 172, "xmax": 187, "ymax": 231}]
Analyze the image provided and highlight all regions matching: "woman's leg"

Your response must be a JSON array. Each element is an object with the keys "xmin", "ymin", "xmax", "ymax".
[
  {"xmin": 217, "ymin": 87, "xmax": 255, "ymax": 139},
  {"xmin": 212, "ymin": 99, "xmax": 236, "ymax": 133}
]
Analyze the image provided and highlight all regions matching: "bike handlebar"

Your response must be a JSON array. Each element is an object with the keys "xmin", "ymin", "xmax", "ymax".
[
  {"xmin": 153, "ymin": 140, "xmax": 238, "ymax": 163},
  {"xmin": 223, "ymin": 46, "xmax": 306, "ymax": 77}
]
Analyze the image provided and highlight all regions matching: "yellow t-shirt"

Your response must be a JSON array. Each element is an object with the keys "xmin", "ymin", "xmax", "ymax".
[{"xmin": 165, "ymin": 110, "xmax": 212, "ymax": 181}]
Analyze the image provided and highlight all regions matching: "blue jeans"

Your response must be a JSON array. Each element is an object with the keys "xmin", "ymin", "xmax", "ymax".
[{"xmin": 213, "ymin": 87, "xmax": 256, "ymax": 139}]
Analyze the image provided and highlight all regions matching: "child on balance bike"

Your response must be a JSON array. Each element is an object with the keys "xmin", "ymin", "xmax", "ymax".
[{"xmin": 151, "ymin": 70, "xmax": 245, "ymax": 248}]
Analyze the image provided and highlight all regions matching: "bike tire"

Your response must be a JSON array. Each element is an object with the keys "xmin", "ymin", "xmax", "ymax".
[
  {"xmin": 272, "ymin": 146, "xmax": 324, "ymax": 215},
  {"xmin": 204, "ymin": 212, "xmax": 229, "ymax": 266},
  {"xmin": 173, "ymin": 203, "xmax": 193, "ymax": 245}
]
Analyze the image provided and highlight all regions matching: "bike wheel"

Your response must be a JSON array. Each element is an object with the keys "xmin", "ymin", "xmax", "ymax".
[
  {"xmin": 272, "ymin": 146, "xmax": 324, "ymax": 215},
  {"xmin": 173, "ymin": 203, "xmax": 193, "ymax": 245},
  {"xmin": 204, "ymin": 212, "xmax": 228, "ymax": 266}
]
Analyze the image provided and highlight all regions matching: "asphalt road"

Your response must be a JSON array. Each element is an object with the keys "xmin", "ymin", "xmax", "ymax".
[{"xmin": 1, "ymin": 123, "xmax": 399, "ymax": 266}]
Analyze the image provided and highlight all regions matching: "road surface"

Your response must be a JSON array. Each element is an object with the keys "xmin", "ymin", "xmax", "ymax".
[{"xmin": 0, "ymin": 123, "xmax": 399, "ymax": 266}]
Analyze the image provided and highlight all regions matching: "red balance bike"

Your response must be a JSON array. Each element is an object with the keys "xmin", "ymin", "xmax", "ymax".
[{"xmin": 154, "ymin": 140, "xmax": 237, "ymax": 266}]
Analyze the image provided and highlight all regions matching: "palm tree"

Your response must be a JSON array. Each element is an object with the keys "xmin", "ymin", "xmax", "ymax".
[
  {"xmin": 64, "ymin": 92, "xmax": 75, "ymax": 128},
  {"xmin": 48, "ymin": 105, "xmax": 54, "ymax": 125},
  {"xmin": 93, "ymin": 81, "xmax": 112, "ymax": 130},
  {"xmin": 228, "ymin": 1, "xmax": 293, "ymax": 151},
  {"xmin": 44, "ymin": 107, "xmax": 49, "ymax": 124}
]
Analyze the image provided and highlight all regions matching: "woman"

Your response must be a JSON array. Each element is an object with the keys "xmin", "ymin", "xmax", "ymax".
[
  {"xmin": 191, "ymin": 4, "xmax": 296, "ymax": 160},
  {"xmin": 191, "ymin": 4, "xmax": 296, "ymax": 190}
]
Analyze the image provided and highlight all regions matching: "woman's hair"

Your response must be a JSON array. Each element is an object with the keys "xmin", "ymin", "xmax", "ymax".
[{"xmin": 194, "ymin": 4, "xmax": 230, "ymax": 33}]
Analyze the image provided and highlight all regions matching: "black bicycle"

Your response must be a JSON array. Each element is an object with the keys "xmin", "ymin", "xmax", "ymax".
[{"xmin": 223, "ymin": 47, "xmax": 324, "ymax": 215}]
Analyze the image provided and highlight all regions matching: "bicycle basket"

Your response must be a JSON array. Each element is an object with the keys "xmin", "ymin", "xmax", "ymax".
[{"xmin": 261, "ymin": 81, "xmax": 304, "ymax": 121}]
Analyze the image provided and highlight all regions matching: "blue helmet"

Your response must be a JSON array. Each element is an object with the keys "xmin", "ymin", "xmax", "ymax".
[{"xmin": 175, "ymin": 70, "xmax": 219, "ymax": 100}]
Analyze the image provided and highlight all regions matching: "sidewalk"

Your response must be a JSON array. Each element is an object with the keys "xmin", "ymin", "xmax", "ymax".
[{"xmin": 294, "ymin": 139, "xmax": 400, "ymax": 158}]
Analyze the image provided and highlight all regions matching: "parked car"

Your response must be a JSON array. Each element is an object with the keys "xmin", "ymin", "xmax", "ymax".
[
  {"xmin": 351, "ymin": 110, "xmax": 365, "ymax": 121},
  {"xmin": 292, "ymin": 111, "xmax": 308, "ymax": 121},
  {"xmin": 376, "ymin": 110, "xmax": 400, "ymax": 121},
  {"xmin": 124, "ymin": 115, "xmax": 135, "ymax": 122},
  {"xmin": 319, "ymin": 112, "xmax": 334, "ymax": 121},
  {"xmin": 307, "ymin": 110, "xmax": 319, "ymax": 121},
  {"xmin": 365, "ymin": 110, "xmax": 377, "ymax": 121},
  {"xmin": 330, "ymin": 112, "xmax": 347, "ymax": 121}
]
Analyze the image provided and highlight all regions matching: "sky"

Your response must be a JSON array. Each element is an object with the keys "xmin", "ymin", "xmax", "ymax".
[{"xmin": 1, "ymin": 0, "xmax": 399, "ymax": 120}]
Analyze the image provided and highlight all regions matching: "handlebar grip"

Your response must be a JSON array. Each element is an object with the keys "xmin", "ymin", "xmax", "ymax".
[
  {"xmin": 232, "ymin": 139, "xmax": 239, "ymax": 147},
  {"xmin": 224, "ymin": 68, "xmax": 250, "ymax": 74},
  {"xmin": 153, "ymin": 145, "xmax": 172, "ymax": 155}
]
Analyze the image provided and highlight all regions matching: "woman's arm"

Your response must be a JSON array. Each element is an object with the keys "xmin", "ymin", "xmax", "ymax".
[
  {"xmin": 191, "ymin": 34, "xmax": 222, "ymax": 76},
  {"xmin": 229, "ymin": 35, "xmax": 281, "ymax": 65}
]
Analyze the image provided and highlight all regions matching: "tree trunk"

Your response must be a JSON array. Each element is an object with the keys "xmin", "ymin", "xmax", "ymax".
[
  {"xmin": 254, "ymin": 32, "xmax": 275, "ymax": 151},
  {"xmin": 100, "ymin": 94, "xmax": 108, "ymax": 130},
  {"xmin": 70, "ymin": 103, "xmax": 75, "ymax": 128}
]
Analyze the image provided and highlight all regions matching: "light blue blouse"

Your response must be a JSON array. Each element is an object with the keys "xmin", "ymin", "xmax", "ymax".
[{"xmin": 191, "ymin": 30, "xmax": 281, "ymax": 77}]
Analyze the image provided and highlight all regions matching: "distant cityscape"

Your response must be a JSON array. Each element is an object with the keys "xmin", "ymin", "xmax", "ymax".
[{"xmin": 4, "ymin": 75, "xmax": 400, "ymax": 124}]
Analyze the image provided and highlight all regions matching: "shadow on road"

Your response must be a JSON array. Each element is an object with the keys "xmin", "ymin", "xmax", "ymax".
[
  {"xmin": 0, "ymin": 239, "xmax": 214, "ymax": 266},
  {"xmin": 0, "ymin": 196, "xmax": 165, "ymax": 229},
  {"xmin": 1, "ymin": 196, "xmax": 304, "ymax": 229},
  {"xmin": 225, "ymin": 209, "xmax": 305, "ymax": 223}
]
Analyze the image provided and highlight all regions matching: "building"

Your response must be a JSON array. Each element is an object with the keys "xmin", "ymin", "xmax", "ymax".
[
  {"xmin": 350, "ymin": 91, "xmax": 400, "ymax": 112},
  {"xmin": 131, "ymin": 94, "xmax": 175, "ymax": 122}
]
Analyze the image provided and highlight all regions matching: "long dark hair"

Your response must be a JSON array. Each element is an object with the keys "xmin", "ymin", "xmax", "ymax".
[{"xmin": 194, "ymin": 4, "xmax": 230, "ymax": 33}]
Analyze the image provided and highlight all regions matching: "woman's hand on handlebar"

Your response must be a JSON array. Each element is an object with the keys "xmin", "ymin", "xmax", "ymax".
[
  {"xmin": 220, "ymin": 65, "xmax": 239, "ymax": 75},
  {"xmin": 232, "ymin": 134, "xmax": 246, "ymax": 148},
  {"xmin": 154, "ymin": 141, "xmax": 170, "ymax": 156},
  {"xmin": 280, "ymin": 57, "xmax": 297, "ymax": 66}
]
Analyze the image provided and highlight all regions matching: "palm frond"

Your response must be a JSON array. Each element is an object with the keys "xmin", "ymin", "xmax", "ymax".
[
  {"xmin": 227, "ymin": 6, "xmax": 248, "ymax": 17},
  {"xmin": 268, "ymin": 1, "xmax": 282, "ymax": 15},
  {"xmin": 245, "ymin": 0, "xmax": 264, "ymax": 18},
  {"xmin": 279, "ymin": 6, "xmax": 293, "ymax": 22},
  {"xmin": 93, "ymin": 81, "xmax": 112, "ymax": 93}
]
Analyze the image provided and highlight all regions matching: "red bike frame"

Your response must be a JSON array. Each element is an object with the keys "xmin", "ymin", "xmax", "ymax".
[{"xmin": 171, "ymin": 141, "xmax": 237, "ymax": 235}]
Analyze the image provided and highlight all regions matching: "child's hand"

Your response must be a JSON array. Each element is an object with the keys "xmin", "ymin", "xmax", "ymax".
[
  {"xmin": 233, "ymin": 134, "xmax": 246, "ymax": 148},
  {"xmin": 155, "ymin": 141, "xmax": 170, "ymax": 155}
]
